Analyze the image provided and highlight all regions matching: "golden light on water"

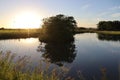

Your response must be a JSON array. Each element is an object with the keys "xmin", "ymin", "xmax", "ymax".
[
  {"xmin": 12, "ymin": 11, "xmax": 42, "ymax": 29},
  {"xmin": 20, "ymin": 38, "xmax": 38, "ymax": 44}
]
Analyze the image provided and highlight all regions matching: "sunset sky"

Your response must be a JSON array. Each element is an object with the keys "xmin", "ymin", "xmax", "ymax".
[{"xmin": 0, "ymin": 0, "xmax": 120, "ymax": 28}]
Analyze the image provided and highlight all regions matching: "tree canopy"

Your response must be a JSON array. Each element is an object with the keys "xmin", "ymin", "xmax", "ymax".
[
  {"xmin": 39, "ymin": 14, "xmax": 77, "ymax": 43},
  {"xmin": 97, "ymin": 21, "xmax": 120, "ymax": 31}
]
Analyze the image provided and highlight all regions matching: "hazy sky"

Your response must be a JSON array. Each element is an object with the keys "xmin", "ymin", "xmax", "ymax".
[{"xmin": 0, "ymin": 0, "xmax": 120, "ymax": 28}]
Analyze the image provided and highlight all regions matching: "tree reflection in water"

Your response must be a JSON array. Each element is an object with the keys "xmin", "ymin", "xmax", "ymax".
[
  {"xmin": 37, "ymin": 40, "xmax": 76, "ymax": 66},
  {"xmin": 97, "ymin": 33, "xmax": 120, "ymax": 41}
]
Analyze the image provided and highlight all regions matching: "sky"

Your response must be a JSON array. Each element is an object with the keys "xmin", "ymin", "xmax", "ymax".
[{"xmin": 0, "ymin": 0, "xmax": 120, "ymax": 28}]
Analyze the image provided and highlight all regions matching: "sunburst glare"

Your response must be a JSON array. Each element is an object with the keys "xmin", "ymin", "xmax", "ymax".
[{"xmin": 12, "ymin": 11, "xmax": 42, "ymax": 29}]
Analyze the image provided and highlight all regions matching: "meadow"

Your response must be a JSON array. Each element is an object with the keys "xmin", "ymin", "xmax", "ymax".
[
  {"xmin": 0, "ymin": 28, "xmax": 120, "ymax": 39},
  {"xmin": 95, "ymin": 31, "xmax": 120, "ymax": 35},
  {"xmin": 0, "ymin": 29, "xmax": 41, "ymax": 39}
]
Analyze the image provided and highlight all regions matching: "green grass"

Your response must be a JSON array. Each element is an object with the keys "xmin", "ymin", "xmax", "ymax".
[
  {"xmin": 0, "ymin": 51, "xmax": 113, "ymax": 80},
  {"xmin": 0, "ymin": 29, "xmax": 120, "ymax": 40},
  {"xmin": 0, "ymin": 29, "xmax": 41, "ymax": 39},
  {"xmin": 0, "ymin": 51, "xmax": 70, "ymax": 80},
  {"xmin": 95, "ymin": 31, "xmax": 120, "ymax": 35},
  {"xmin": 75, "ymin": 29, "xmax": 120, "ymax": 35}
]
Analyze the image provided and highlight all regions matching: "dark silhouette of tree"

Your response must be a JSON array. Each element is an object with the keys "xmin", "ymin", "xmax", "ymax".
[
  {"xmin": 38, "ymin": 41, "xmax": 76, "ymax": 66},
  {"xmin": 0, "ymin": 27, "xmax": 4, "ymax": 30},
  {"xmin": 39, "ymin": 14, "xmax": 77, "ymax": 43},
  {"xmin": 97, "ymin": 21, "xmax": 120, "ymax": 31}
]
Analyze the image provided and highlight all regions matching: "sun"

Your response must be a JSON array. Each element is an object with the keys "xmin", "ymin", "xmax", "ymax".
[{"xmin": 12, "ymin": 11, "xmax": 42, "ymax": 29}]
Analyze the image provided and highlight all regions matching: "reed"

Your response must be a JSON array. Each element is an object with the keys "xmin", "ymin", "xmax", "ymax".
[{"xmin": 0, "ymin": 51, "xmax": 69, "ymax": 80}]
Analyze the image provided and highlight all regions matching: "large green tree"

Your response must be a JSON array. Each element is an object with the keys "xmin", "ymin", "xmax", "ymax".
[{"xmin": 39, "ymin": 14, "xmax": 77, "ymax": 42}]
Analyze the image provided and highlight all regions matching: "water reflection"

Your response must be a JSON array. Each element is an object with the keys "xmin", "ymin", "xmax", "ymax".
[
  {"xmin": 38, "ymin": 40, "xmax": 76, "ymax": 66},
  {"xmin": 0, "ymin": 33, "xmax": 120, "ymax": 80},
  {"xmin": 97, "ymin": 33, "xmax": 120, "ymax": 41}
]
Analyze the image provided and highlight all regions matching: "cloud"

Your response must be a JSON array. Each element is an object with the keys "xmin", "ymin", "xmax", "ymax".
[
  {"xmin": 109, "ymin": 6, "xmax": 120, "ymax": 10},
  {"xmin": 98, "ymin": 6, "xmax": 120, "ymax": 17},
  {"xmin": 111, "ymin": 13, "xmax": 120, "ymax": 17},
  {"xmin": 81, "ymin": 4, "xmax": 91, "ymax": 10},
  {"xmin": 96, "ymin": 18, "xmax": 104, "ymax": 21},
  {"xmin": 98, "ymin": 12, "xmax": 110, "ymax": 16}
]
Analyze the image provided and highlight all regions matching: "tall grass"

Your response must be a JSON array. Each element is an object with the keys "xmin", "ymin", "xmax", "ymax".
[
  {"xmin": 0, "ymin": 51, "xmax": 114, "ymax": 80},
  {"xmin": 0, "ymin": 51, "xmax": 70, "ymax": 80},
  {"xmin": 0, "ymin": 29, "xmax": 41, "ymax": 39}
]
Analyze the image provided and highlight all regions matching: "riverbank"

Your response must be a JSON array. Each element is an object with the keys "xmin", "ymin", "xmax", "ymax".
[
  {"xmin": 0, "ymin": 29, "xmax": 120, "ymax": 39},
  {"xmin": 0, "ymin": 52, "xmax": 65, "ymax": 80},
  {"xmin": 95, "ymin": 31, "xmax": 120, "ymax": 35},
  {"xmin": 0, "ymin": 29, "xmax": 41, "ymax": 39},
  {"xmin": 75, "ymin": 29, "xmax": 120, "ymax": 35}
]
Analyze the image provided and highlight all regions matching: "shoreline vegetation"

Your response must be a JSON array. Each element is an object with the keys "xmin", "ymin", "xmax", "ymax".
[
  {"xmin": 0, "ymin": 51, "xmax": 69, "ymax": 80},
  {"xmin": 0, "ymin": 29, "xmax": 41, "ymax": 39},
  {"xmin": 0, "ymin": 28, "xmax": 120, "ymax": 40},
  {"xmin": 0, "ymin": 19, "xmax": 120, "ymax": 39},
  {"xmin": 75, "ymin": 28, "xmax": 120, "ymax": 35},
  {"xmin": 0, "ymin": 51, "xmax": 109, "ymax": 80}
]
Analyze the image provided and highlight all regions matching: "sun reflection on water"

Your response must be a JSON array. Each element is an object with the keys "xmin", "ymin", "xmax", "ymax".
[{"xmin": 19, "ymin": 38, "xmax": 38, "ymax": 44}]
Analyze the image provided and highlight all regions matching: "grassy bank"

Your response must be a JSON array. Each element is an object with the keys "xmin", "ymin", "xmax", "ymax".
[
  {"xmin": 0, "ymin": 51, "xmax": 116, "ymax": 80},
  {"xmin": 75, "ymin": 29, "xmax": 120, "ymax": 35},
  {"xmin": 95, "ymin": 31, "xmax": 120, "ymax": 35},
  {"xmin": 0, "ymin": 29, "xmax": 41, "ymax": 39},
  {"xmin": 0, "ymin": 51, "xmax": 69, "ymax": 80},
  {"xmin": 0, "ymin": 29, "xmax": 120, "ymax": 40}
]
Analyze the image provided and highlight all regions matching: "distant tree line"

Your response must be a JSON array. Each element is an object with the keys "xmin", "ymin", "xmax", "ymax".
[
  {"xmin": 97, "ymin": 21, "xmax": 120, "ymax": 31},
  {"xmin": 0, "ymin": 27, "xmax": 4, "ymax": 30}
]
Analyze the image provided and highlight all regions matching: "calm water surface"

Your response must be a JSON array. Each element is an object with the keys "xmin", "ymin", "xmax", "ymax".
[{"xmin": 0, "ymin": 33, "xmax": 120, "ymax": 80}]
